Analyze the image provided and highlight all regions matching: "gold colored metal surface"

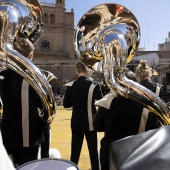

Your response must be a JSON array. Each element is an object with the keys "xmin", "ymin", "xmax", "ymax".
[{"xmin": 74, "ymin": 3, "xmax": 170, "ymax": 125}]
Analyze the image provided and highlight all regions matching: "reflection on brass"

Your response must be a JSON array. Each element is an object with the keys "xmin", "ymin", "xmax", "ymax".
[
  {"xmin": 74, "ymin": 3, "xmax": 170, "ymax": 125},
  {"xmin": 0, "ymin": 0, "xmax": 56, "ymax": 123}
]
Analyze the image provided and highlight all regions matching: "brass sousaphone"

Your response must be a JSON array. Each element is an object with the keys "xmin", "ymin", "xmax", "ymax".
[
  {"xmin": 73, "ymin": 3, "xmax": 170, "ymax": 125},
  {"xmin": 0, "ymin": 0, "xmax": 56, "ymax": 123}
]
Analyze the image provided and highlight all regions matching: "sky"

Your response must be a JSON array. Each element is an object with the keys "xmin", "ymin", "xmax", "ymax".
[{"xmin": 40, "ymin": 0, "xmax": 170, "ymax": 51}]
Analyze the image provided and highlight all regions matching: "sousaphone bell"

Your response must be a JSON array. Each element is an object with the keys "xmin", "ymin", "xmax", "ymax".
[{"xmin": 73, "ymin": 3, "xmax": 170, "ymax": 125}]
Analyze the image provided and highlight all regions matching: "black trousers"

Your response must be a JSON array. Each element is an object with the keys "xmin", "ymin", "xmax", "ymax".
[
  {"xmin": 100, "ymin": 142, "xmax": 110, "ymax": 170},
  {"xmin": 70, "ymin": 130, "xmax": 100, "ymax": 170},
  {"xmin": 6, "ymin": 145, "xmax": 39, "ymax": 167},
  {"xmin": 41, "ymin": 129, "xmax": 50, "ymax": 158}
]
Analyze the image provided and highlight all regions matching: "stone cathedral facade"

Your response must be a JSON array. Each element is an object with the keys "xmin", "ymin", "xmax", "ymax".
[{"xmin": 33, "ymin": 0, "xmax": 78, "ymax": 93}]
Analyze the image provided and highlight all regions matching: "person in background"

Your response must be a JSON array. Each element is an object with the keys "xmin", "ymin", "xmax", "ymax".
[
  {"xmin": 38, "ymin": 69, "xmax": 57, "ymax": 159},
  {"xmin": 135, "ymin": 59, "xmax": 163, "ymax": 98},
  {"xmin": 135, "ymin": 59, "xmax": 164, "ymax": 129},
  {"xmin": 93, "ymin": 70, "xmax": 159, "ymax": 170},
  {"xmin": 63, "ymin": 62, "xmax": 103, "ymax": 170},
  {"xmin": 0, "ymin": 32, "xmax": 48, "ymax": 167}
]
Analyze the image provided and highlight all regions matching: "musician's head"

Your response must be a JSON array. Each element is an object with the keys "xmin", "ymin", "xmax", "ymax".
[
  {"xmin": 76, "ymin": 62, "xmax": 89, "ymax": 77},
  {"xmin": 13, "ymin": 32, "xmax": 35, "ymax": 61},
  {"xmin": 135, "ymin": 60, "xmax": 152, "ymax": 82}
]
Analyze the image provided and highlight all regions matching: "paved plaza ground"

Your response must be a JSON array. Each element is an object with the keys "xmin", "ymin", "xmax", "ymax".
[{"xmin": 50, "ymin": 106, "xmax": 104, "ymax": 170}]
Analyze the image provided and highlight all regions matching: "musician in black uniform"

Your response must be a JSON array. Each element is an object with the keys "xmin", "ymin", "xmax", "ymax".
[
  {"xmin": 0, "ymin": 32, "xmax": 47, "ymax": 166},
  {"xmin": 135, "ymin": 59, "xmax": 164, "ymax": 130},
  {"xmin": 63, "ymin": 62, "xmax": 103, "ymax": 170},
  {"xmin": 93, "ymin": 70, "xmax": 159, "ymax": 170}
]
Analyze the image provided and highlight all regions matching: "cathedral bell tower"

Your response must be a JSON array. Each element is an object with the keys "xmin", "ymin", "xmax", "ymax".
[
  {"xmin": 56, "ymin": 0, "xmax": 66, "ymax": 11},
  {"xmin": 56, "ymin": 0, "xmax": 65, "ymax": 4}
]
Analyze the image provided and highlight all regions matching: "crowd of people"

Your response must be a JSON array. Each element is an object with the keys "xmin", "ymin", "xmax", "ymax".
[{"xmin": 54, "ymin": 94, "xmax": 64, "ymax": 106}]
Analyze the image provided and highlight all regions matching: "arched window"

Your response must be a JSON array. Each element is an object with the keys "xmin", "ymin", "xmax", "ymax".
[
  {"xmin": 44, "ymin": 13, "xmax": 48, "ymax": 23},
  {"xmin": 50, "ymin": 14, "xmax": 55, "ymax": 23}
]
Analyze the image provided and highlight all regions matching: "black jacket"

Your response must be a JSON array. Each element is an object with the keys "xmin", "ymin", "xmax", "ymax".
[
  {"xmin": 140, "ymin": 79, "xmax": 163, "ymax": 98},
  {"xmin": 63, "ymin": 76, "xmax": 103, "ymax": 131},
  {"xmin": 0, "ymin": 69, "xmax": 45, "ymax": 148},
  {"xmin": 94, "ymin": 95, "xmax": 159, "ymax": 144},
  {"xmin": 94, "ymin": 93, "xmax": 159, "ymax": 170}
]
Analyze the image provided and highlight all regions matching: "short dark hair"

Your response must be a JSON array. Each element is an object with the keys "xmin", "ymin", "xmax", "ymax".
[
  {"xmin": 76, "ymin": 62, "xmax": 87, "ymax": 73},
  {"xmin": 13, "ymin": 32, "xmax": 35, "ymax": 58}
]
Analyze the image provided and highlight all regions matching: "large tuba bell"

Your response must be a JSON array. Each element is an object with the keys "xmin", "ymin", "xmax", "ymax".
[
  {"xmin": 0, "ymin": 0, "xmax": 56, "ymax": 123},
  {"xmin": 74, "ymin": 3, "xmax": 170, "ymax": 125}
]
